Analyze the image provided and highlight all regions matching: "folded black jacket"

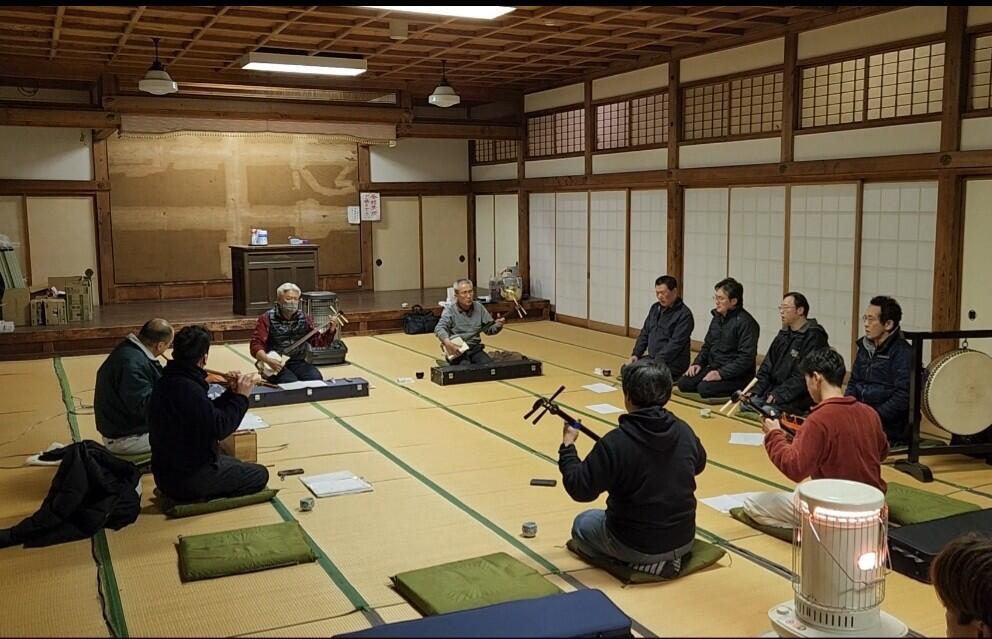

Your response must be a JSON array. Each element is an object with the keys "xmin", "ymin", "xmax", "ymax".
[{"xmin": 0, "ymin": 440, "xmax": 141, "ymax": 548}]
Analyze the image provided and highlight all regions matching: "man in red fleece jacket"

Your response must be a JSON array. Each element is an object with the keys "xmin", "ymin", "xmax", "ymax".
[{"xmin": 742, "ymin": 347, "xmax": 889, "ymax": 528}]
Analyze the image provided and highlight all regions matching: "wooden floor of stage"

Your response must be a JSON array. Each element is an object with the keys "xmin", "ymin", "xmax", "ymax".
[{"xmin": 0, "ymin": 288, "xmax": 551, "ymax": 360}]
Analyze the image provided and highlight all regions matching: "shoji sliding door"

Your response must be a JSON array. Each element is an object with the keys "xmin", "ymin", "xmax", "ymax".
[
  {"xmin": 683, "ymin": 188, "xmax": 729, "ymax": 342},
  {"xmin": 789, "ymin": 184, "xmax": 858, "ymax": 365},
  {"xmin": 493, "ymin": 194, "xmax": 519, "ymax": 271},
  {"xmin": 628, "ymin": 190, "xmax": 667, "ymax": 333},
  {"xmin": 588, "ymin": 191, "xmax": 627, "ymax": 328},
  {"xmin": 528, "ymin": 193, "xmax": 556, "ymax": 303},
  {"xmin": 729, "ymin": 187, "xmax": 786, "ymax": 354},
  {"xmin": 475, "ymin": 195, "xmax": 496, "ymax": 285},
  {"xmin": 554, "ymin": 192, "xmax": 589, "ymax": 319},
  {"xmin": 859, "ymin": 181, "xmax": 937, "ymax": 361}
]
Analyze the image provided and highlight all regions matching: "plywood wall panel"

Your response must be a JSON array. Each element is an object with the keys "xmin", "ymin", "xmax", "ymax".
[{"xmin": 108, "ymin": 134, "xmax": 359, "ymax": 284}]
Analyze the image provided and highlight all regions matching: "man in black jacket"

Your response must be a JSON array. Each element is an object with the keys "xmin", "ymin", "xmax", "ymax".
[
  {"xmin": 747, "ymin": 292, "xmax": 829, "ymax": 416},
  {"xmin": 845, "ymin": 295, "xmax": 912, "ymax": 445},
  {"xmin": 94, "ymin": 318, "xmax": 173, "ymax": 455},
  {"xmin": 560, "ymin": 359, "xmax": 707, "ymax": 577},
  {"xmin": 149, "ymin": 325, "xmax": 269, "ymax": 502},
  {"xmin": 678, "ymin": 277, "xmax": 760, "ymax": 398},
  {"xmin": 628, "ymin": 275, "xmax": 694, "ymax": 380}
]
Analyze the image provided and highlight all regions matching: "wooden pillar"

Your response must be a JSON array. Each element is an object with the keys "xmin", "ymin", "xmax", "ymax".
[
  {"xmin": 931, "ymin": 6, "xmax": 967, "ymax": 357},
  {"xmin": 932, "ymin": 174, "xmax": 965, "ymax": 358},
  {"xmin": 781, "ymin": 32, "xmax": 798, "ymax": 163},
  {"xmin": 584, "ymin": 80, "xmax": 593, "ymax": 176},
  {"xmin": 667, "ymin": 185, "xmax": 684, "ymax": 286},
  {"xmin": 667, "ymin": 60, "xmax": 680, "ymax": 170},
  {"xmin": 518, "ymin": 189, "xmax": 530, "ymax": 296},
  {"xmin": 92, "ymin": 138, "xmax": 115, "ymax": 303},
  {"xmin": 357, "ymin": 145, "xmax": 373, "ymax": 290},
  {"xmin": 466, "ymin": 194, "xmax": 477, "ymax": 285},
  {"xmin": 941, "ymin": 6, "xmax": 967, "ymax": 153}
]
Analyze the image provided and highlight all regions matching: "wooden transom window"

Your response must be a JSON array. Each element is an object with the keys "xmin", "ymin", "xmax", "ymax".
[
  {"xmin": 595, "ymin": 90, "xmax": 669, "ymax": 151},
  {"xmin": 683, "ymin": 70, "xmax": 783, "ymax": 142},
  {"xmin": 472, "ymin": 139, "xmax": 518, "ymax": 164},
  {"xmin": 800, "ymin": 40, "xmax": 944, "ymax": 129},
  {"xmin": 969, "ymin": 32, "xmax": 992, "ymax": 112},
  {"xmin": 527, "ymin": 107, "xmax": 584, "ymax": 158}
]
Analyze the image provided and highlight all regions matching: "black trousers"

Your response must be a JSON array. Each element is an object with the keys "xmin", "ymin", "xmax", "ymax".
[
  {"xmin": 452, "ymin": 344, "xmax": 493, "ymax": 365},
  {"xmin": 677, "ymin": 367, "xmax": 753, "ymax": 398},
  {"xmin": 169, "ymin": 454, "xmax": 269, "ymax": 502},
  {"xmin": 270, "ymin": 358, "xmax": 323, "ymax": 384}
]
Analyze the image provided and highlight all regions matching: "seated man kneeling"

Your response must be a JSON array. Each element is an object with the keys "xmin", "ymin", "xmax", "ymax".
[
  {"xmin": 559, "ymin": 360, "xmax": 707, "ymax": 577},
  {"xmin": 94, "ymin": 318, "xmax": 173, "ymax": 455},
  {"xmin": 435, "ymin": 278, "xmax": 505, "ymax": 365},
  {"xmin": 251, "ymin": 282, "xmax": 337, "ymax": 384},
  {"xmin": 150, "ymin": 325, "xmax": 269, "ymax": 502},
  {"xmin": 742, "ymin": 347, "xmax": 889, "ymax": 528}
]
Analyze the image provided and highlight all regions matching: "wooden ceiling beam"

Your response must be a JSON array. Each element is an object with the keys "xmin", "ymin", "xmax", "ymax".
[
  {"xmin": 108, "ymin": 6, "xmax": 146, "ymax": 65},
  {"xmin": 168, "ymin": 8, "xmax": 233, "ymax": 65},
  {"xmin": 220, "ymin": 5, "xmax": 320, "ymax": 70},
  {"xmin": 48, "ymin": 6, "xmax": 65, "ymax": 60},
  {"xmin": 0, "ymin": 106, "xmax": 120, "ymax": 129},
  {"xmin": 101, "ymin": 94, "xmax": 407, "ymax": 124}
]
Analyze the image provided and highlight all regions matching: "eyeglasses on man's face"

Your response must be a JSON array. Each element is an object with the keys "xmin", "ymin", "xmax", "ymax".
[
  {"xmin": 863, "ymin": 314, "xmax": 881, "ymax": 324},
  {"xmin": 778, "ymin": 305, "xmax": 796, "ymax": 311}
]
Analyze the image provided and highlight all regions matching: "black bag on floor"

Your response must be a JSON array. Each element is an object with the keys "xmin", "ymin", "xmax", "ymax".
[
  {"xmin": 888, "ymin": 508, "xmax": 992, "ymax": 583},
  {"xmin": 0, "ymin": 440, "xmax": 142, "ymax": 549},
  {"xmin": 402, "ymin": 305, "xmax": 439, "ymax": 335}
]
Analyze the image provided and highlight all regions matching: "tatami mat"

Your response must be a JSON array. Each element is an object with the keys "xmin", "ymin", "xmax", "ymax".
[{"xmin": 1, "ymin": 321, "xmax": 984, "ymax": 637}]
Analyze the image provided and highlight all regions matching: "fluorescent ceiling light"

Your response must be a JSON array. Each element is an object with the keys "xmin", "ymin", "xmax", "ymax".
[
  {"xmin": 361, "ymin": 6, "xmax": 514, "ymax": 20},
  {"xmin": 238, "ymin": 52, "xmax": 366, "ymax": 76}
]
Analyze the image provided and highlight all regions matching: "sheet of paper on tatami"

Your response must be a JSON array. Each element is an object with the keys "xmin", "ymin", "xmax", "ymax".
[{"xmin": 2, "ymin": 322, "xmax": 991, "ymax": 637}]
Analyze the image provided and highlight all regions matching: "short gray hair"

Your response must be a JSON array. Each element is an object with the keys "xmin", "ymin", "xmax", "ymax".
[
  {"xmin": 276, "ymin": 282, "xmax": 301, "ymax": 297},
  {"xmin": 454, "ymin": 278, "xmax": 473, "ymax": 290}
]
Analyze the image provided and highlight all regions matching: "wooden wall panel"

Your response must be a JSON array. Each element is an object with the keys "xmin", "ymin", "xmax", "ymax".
[{"xmin": 107, "ymin": 134, "xmax": 361, "ymax": 287}]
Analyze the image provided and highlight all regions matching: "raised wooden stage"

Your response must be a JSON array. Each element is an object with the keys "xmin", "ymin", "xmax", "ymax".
[{"xmin": 0, "ymin": 288, "xmax": 551, "ymax": 360}]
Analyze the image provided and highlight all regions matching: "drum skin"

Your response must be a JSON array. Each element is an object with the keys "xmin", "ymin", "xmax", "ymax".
[{"xmin": 922, "ymin": 349, "xmax": 992, "ymax": 436}]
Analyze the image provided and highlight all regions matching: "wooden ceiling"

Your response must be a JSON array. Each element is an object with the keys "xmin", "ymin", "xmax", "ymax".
[{"xmin": 0, "ymin": 5, "xmax": 893, "ymax": 99}]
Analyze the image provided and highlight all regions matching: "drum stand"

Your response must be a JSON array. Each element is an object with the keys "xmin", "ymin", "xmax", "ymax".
[{"xmin": 895, "ymin": 329, "xmax": 992, "ymax": 482}]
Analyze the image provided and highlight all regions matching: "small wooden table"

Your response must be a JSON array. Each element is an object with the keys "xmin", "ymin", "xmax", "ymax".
[{"xmin": 230, "ymin": 244, "xmax": 318, "ymax": 315}]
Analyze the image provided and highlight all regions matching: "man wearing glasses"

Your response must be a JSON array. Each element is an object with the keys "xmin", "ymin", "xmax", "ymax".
[
  {"xmin": 845, "ymin": 295, "xmax": 912, "ymax": 446},
  {"xmin": 677, "ymin": 277, "xmax": 759, "ymax": 398},
  {"xmin": 746, "ymin": 292, "xmax": 829, "ymax": 416}
]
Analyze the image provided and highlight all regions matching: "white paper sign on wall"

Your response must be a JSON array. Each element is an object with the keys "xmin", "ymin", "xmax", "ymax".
[
  {"xmin": 347, "ymin": 206, "xmax": 360, "ymax": 225},
  {"xmin": 360, "ymin": 192, "xmax": 381, "ymax": 221}
]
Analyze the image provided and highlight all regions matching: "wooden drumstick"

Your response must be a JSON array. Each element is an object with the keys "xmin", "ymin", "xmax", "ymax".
[{"xmin": 719, "ymin": 377, "xmax": 758, "ymax": 415}]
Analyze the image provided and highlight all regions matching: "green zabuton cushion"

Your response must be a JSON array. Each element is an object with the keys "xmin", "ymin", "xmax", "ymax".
[
  {"xmin": 391, "ymin": 552, "xmax": 561, "ymax": 616},
  {"xmin": 729, "ymin": 507, "xmax": 793, "ymax": 542},
  {"xmin": 160, "ymin": 488, "xmax": 279, "ymax": 518},
  {"xmin": 178, "ymin": 520, "xmax": 316, "ymax": 582},
  {"xmin": 886, "ymin": 482, "xmax": 980, "ymax": 526},
  {"xmin": 671, "ymin": 388, "xmax": 730, "ymax": 405}
]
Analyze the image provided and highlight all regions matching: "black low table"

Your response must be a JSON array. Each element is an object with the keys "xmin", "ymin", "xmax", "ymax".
[{"xmin": 431, "ymin": 359, "xmax": 542, "ymax": 386}]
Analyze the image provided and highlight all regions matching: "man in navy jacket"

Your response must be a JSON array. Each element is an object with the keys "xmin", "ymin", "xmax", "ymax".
[{"xmin": 845, "ymin": 295, "xmax": 912, "ymax": 446}]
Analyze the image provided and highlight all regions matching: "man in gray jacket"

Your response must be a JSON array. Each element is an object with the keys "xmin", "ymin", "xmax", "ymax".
[
  {"xmin": 94, "ymin": 318, "xmax": 174, "ymax": 455},
  {"xmin": 435, "ymin": 279, "xmax": 505, "ymax": 365}
]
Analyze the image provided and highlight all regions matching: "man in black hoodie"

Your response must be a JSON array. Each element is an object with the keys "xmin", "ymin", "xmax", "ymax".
[
  {"xmin": 149, "ymin": 325, "xmax": 269, "ymax": 502},
  {"xmin": 559, "ymin": 359, "xmax": 707, "ymax": 577},
  {"xmin": 678, "ymin": 277, "xmax": 760, "ymax": 398},
  {"xmin": 747, "ymin": 291, "xmax": 829, "ymax": 416}
]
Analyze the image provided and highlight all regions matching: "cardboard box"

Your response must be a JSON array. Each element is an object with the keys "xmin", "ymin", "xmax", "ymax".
[
  {"xmin": 219, "ymin": 430, "xmax": 257, "ymax": 462},
  {"xmin": 44, "ymin": 298, "xmax": 68, "ymax": 325},
  {"xmin": 49, "ymin": 276, "xmax": 94, "ymax": 322},
  {"xmin": 30, "ymin": 298, "xmax": 46, "ymax": 326},
  {"xmin": 1, "ymin": 287, "xmax": 30, "ymax": 326}
]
